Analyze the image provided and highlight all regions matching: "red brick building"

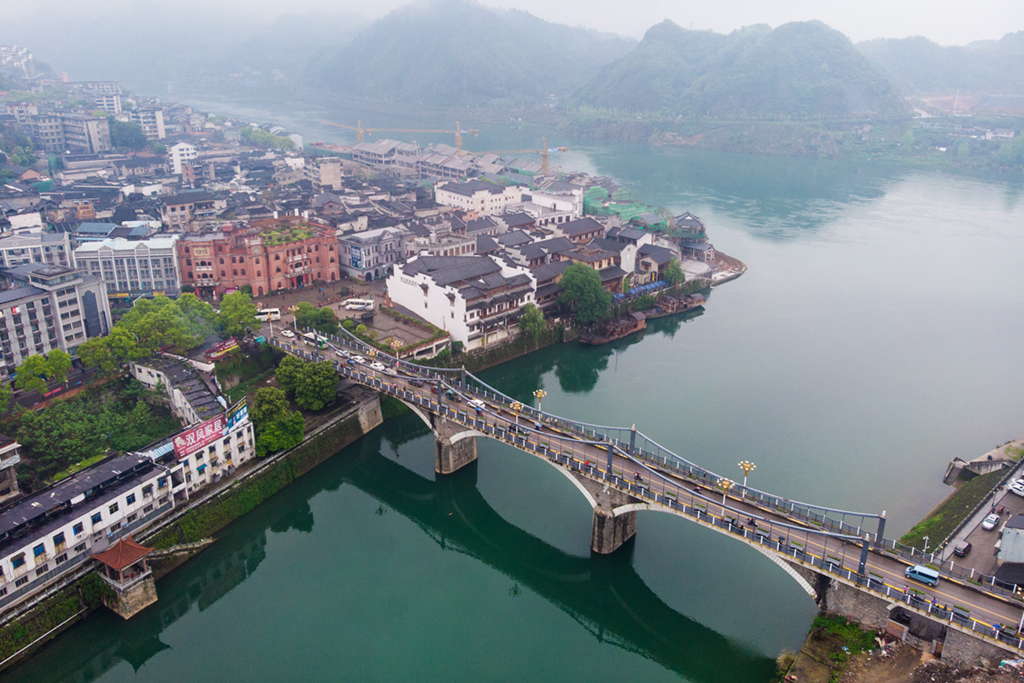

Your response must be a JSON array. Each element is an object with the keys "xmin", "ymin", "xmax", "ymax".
[{"xmin": 177, "ymin": 221, "xmax": 338, "ymax": 299}]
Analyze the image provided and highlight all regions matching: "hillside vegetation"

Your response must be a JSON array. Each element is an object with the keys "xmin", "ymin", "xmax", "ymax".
[
  {"xmin": 858, "ymin": 32, "xmax": 1024, "ymax": 96},
  {"xmin": 305, "ymin": 0, "xmax": 636, "ymax": 107},
  {"xmin": 574, "ymin": 20, "xmax": 907, "ymax": 119}
]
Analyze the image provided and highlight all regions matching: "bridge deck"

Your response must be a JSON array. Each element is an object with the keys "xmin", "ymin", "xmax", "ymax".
[{"xmin": 269, "ymin": 332, "xmax": 1024, "ymax": 655}]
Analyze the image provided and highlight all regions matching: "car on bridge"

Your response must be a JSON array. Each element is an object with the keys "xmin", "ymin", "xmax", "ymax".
[
  {"xmin": 351, "ymin": 355, "xmax": 366, "ymax": 365},
  {"xmin": 982, "ymin": 513, "xmax": 1001, "ymax": 531},
  {"xmin": 408, "ymin": 378, "xmax": 425, "ymax": 388},
  {"xmin": 281, "ymin": 330, "xmax": 295, "ymax": 338},
  {"xmin": 335, "ymin": 348, "xmax": 350, "ymax": 358},
  {"xmin": 468, "ymin": 399, "xmax": 486, "ymax": 412},
  {"xmin": 370, "ymin": 362, "xmax": 386, "ymax": 372}
]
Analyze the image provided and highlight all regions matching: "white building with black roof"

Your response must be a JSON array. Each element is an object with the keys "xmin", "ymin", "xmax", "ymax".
[{"xmin": 387, "ymin": 255, "xmax": 536, "ymax": 350}]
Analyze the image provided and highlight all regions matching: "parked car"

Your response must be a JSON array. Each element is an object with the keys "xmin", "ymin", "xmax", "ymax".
[
  {"xmin": 1010, "ymin": 481, "xmax": 1024, "ymax": 497},
  {"xmin": 953, "ymin": 540, "xmax": 972, "ymax": 557},
  {"xmin": 370, "ymin": 362, "xmax": 386, "ymax": 372},
  {"xmin": 982, "ymin": 513, "xmax": 1001, "ymax": 531},
  {"xmin": 281, "ymin": 330, "xmax": 295, "ymax": 338}
]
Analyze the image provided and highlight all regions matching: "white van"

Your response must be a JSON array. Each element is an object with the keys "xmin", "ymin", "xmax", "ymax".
[{"xmin": 905, "ymin": 564, "xmax": 940, "ymax": 587}]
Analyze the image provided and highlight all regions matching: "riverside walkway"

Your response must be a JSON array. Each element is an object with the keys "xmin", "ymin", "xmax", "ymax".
[{"xmin": 269, "ymin": 328, "xmax": 1024, "ymax": 663}]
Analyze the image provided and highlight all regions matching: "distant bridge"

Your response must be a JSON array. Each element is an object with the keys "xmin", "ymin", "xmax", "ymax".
[{"xmin": 270, "ymin": 329, "xmax": 1024, "ymax": 665}]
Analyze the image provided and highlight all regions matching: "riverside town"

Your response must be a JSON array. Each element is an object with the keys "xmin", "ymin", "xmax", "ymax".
[{"xmin": 0, "ymin": 7, "xmax": 1022, "ymax": 682}]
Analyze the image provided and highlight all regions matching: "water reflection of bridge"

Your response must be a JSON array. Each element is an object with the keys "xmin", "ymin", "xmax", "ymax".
[{"xmin": 9, "ymin": 417, "xmax": 772, "ymax": 683}]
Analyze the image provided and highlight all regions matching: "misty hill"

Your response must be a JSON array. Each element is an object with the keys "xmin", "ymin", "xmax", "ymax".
[
  {"xmin": 306, "ymin": 0, "xmax": 636, "ymax": 107},
  {"xmin": 575, "ymin": 20, "xmax": 907, "ymax": 119},
  {"xmin": 0, "ymin": 4, "xmax": 367, "ymax": 87},
  {"xmin": 857, "ymin": 32, "xmax": 1024, "ymax": 95}
]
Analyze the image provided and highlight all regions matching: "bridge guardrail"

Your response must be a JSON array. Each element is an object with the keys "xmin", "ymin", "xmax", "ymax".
[{"xmin": 276, "ymin": 332, "xmax": 1024, "ymax": 605}]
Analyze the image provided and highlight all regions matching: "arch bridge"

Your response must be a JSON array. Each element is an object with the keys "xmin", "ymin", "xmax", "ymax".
[{"xmin": 269, "ymin": 328, "xmax": 1024, "ymax": 665}]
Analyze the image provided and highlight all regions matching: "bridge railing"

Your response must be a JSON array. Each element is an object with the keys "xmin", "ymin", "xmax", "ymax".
[{"xmin": 276, "ymin": 333, "xmax": 1024, "ymax": 604}]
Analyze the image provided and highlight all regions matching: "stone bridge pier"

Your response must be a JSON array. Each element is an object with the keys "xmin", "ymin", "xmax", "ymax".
[
  {"xmin": 433, "ymin": 417, "xmax": 481, "ymax": 475},
  {"xmin": 561, "ymin": 470, "xmax": 646, "ymax": 555}
]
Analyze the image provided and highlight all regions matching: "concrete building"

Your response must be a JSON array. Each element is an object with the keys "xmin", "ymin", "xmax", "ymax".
[
  {"xmin": 24, "ymin": 114, "xmax": 65, "ymax": 153},
  {"xmin": 127, "ymin": 107, "xmax": 166, "ymax": 140},
  {"xmin": 434, "ymin": 180, "xmax": 524, "ymax": 216},
  {"xmin": 304, "ymin": 156, "xmax": 343, "ymax": 191},
  {"xmin": 131, "ymin": 356, "xmax": 225, "ymax": 426},
  {"xmin": 59, "ymin": 115, "xmax": 111, "ymax": 154},
  {"xmin": 0, "ymin": 264, "xmax": 111, "ymax": 379},
  {"xmin": 0, "ymin": 232, "xmax": 73, "ymax": 268},
  {"xmin": 90, "ymin": 92, "xmax": 122, "ymax": 115},
  {"xmin": 337, "ymin": 227, "xmax": 405, "ymax": 282},
  {"xmin": 74, "ymin": 236, "xmax": 182, "ymax": 298},
  {"xmin": 0, "ymin": 403, "xmax": 254, "ymax": 613},
  {"xmin": 0, "ymin": 453, "xmax": 172, "ymax": 613},
  {"xmin": 0, "ymin": 435, "xmax": 21, "ymax": 505},
  {"xmin": 178, "ymin": 222, "xmax": 338, "ymax": 299},
  {"xmin": 161, "ymin": 192, "xmax": 221, "ymax": 230},
  {"xmin": 169, "ymin": 142, "xmax": 197, "ymax": 175},
  {"xmin": 387, "ymin": 255, "xmax": 536, "ymax": 350}
]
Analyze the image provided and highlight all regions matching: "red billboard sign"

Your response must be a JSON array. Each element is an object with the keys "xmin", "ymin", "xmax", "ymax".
[
  {"xmin": 204, "ymin": 337, "xmax": 239, "ymax": 361},
  {"xmin": 173, "ymin": 415, "xmax": 226, "ymax": 459}
]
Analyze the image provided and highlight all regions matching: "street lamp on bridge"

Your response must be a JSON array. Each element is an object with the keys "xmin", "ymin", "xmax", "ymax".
[
  {"xmin": 511, "ymin": 401, "xmax": 523, "ymax": 425},
  {"xmin": 738, "ymin": 460, "xmax": 756, "ymax": 488},
  {"xmin": 533, "ymin": 389, "xmax": 547, "ymax": 413},
  {"xmin": 720, "ymin": 479, "xmax": 734, "ymax": 505}
]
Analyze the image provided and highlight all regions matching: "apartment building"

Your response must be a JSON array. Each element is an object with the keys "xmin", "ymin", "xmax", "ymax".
[
  {"xmin": 337, "ymin": 227, "xmax": 405, "ymax": 282},
  {"xmin": 73, "ymin": 236, "xmax": 182, "ymax": 298},
  {"xmin": 126, "ymin": 107, "xmax": 166, "ymax": 140},
  {"xmin": 169, "ymin": 142, "xmax": 197, "ymax": 175},
  {"xmin": 0, "ymin": 264, "xmax": 111, "ymax": 380},
  {"xmin": 434, "ymin": 180, "xmax": 524, "ymax": 216},
  {"xmin": 0, "ymin": 232, "xmax": 73, "ymax": 268}
]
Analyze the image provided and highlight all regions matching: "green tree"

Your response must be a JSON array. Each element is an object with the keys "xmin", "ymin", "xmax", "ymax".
[
  {"xmin": 0, "ymin": 382, "xmax": 12, "ymax": 415},
  {"xmin": 900, "ymin": 129, "xmax": 915, "ymax": 155},
  {"xmin": 355, "ymin": 324, "xmax": 368, "ymax": 337},
  {"xmin": 14, "ymin": 355, "xmax": 50, "ymax": 393},
  {"xmin": 292, "ymin": 361, "xmax": 338, "ymax": 411},
  {"xmin": 251, "ymin": 386, "xmax": 290, "ymax": 429},
  {"xmin": 342, "ymin": 318, "xmax": 355, "ymax": 330},
  {"xmin": 293, "ymin": 302, "xmax": 318, "ymax": 330},
  {"xmin": 218, "ymin": 291, "xmax": 260, "ymax": 337},
  {"xmin": 557, "ymin": 263, "xmax": 611, "ymax": 325},
  {"xmin": 47, "ymin": 349, "xmax": 72, "ymax": 385},
  {"xmin": 107, "ymin": 117, "xmax": 148, "ymax": 150},
  {"xmin": 256, "ymin": 410, "xmax": 305, "ymax": 457},
  {"xmin": 78, "ymin": 328, "xmax": 140, "ymax": 373},
  {"xmin": 275, "ymin": 356, "xmax": 304, "ymax": 397},
  {"xmin": 663, "ymin": 259, "xmax": 686, "ymax": 288},
  {"xmin": 518, "ymin": 303, "xmax": 545, "ymax": 339},
  {"xmin": 150, "ymin": 142, "xmax": 167, "ymax": 155},
  {"xmin": 957, "ymin": 140, "xmax": 970, "ymax": 160},
  {"xmin": 315, "ymin": 308, "xmax": 339, "ymax": 335}
]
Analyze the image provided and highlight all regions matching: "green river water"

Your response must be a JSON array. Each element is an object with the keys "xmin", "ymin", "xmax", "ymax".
[{"xmin": 6, "ymin": 99, "xmax": 1024, "ymax": 682}]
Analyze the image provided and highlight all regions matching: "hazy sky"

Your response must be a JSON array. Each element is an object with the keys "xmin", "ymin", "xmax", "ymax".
[{"xmin": 3, "ymin": 0, "xmax": 1022, "ymax": 45}]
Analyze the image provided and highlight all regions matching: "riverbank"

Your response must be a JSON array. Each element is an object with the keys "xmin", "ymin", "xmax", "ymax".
[{"xmin": 0, "ymin": 386, "xmax": 383, "ymax": 672}]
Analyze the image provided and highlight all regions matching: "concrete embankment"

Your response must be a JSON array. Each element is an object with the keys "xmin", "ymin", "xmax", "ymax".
[{"xmin": 0, "ymin": 387, "xmax": 383, "ymax": 673}]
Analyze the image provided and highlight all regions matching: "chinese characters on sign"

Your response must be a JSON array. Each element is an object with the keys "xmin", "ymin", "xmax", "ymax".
[{"xmin": 172, "ymin": 415, "xmax": 226, "ymax": 459}]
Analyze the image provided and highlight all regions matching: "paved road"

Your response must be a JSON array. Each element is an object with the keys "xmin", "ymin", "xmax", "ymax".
[{"xmin": 271, "ymin": 330, "xmax": 1024, "ymax": 642}]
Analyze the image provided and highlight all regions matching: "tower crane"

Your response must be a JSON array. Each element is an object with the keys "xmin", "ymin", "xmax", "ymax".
[
  {"xmin": 314, "ymin": 119, "xmax": 479, "ymax": 152},
  {"xmin": 479, "ymin": 137, "xmax": 568, "ymax": 176}
]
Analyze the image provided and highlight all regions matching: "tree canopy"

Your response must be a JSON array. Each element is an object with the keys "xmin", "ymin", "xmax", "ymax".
[
  {"xmin": 663, "ymin": 259, "xmax": 686, "ymax": 288},
  {"xmin": 273, "ymin": 356, "xmax": 337, "ymax": 411},
  {"xmin": 518, "ymin": 303, "xmax": 545, "ymax": 339},
  {"xmin": 14, "ymin": 350, "xmax": 73, "ymax": 393},
  {"xmin": 107, "ymin": 117, "xmax": 148, "ymax": 150},
  {"xmin": 294, "ymin": 302, "xmax": 338, "ymax": 335},
  {"xmin": 251, "ymin": 386, "xmax": 305, "ymax": 457},
  {"xmin": 78, "ymin": 327, "xmax": 144, "ymax": 373},
  {"xmin": 116, "ymin": 294, "xmax": 217, "ymax": 354},
  {"xmin": 218, "ymin": 291, "xmax": 260, "ymax": 337},
  {"xmin": 557, "ymin": 262, "xmax": 611, "ymax": 325}
]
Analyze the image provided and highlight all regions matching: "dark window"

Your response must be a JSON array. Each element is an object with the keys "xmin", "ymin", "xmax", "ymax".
[
  {"xmin": 53, "ymin": 532, "xmax": 65, "ymax": 546},
  {"xmin": 126, "ymin": 493, "xmax": 136, "ymax": 505},
  {"xmin": 73, "ymin": 522, "xmax": 84, "ymax": 535}
]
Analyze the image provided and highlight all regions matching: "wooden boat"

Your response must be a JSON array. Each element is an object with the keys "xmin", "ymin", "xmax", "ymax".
[
  {"xmin": 642, "ymin": 293, "xmax": 706, "ymax": 320},
  {"xmin": 579, "ymin": 312, "xmax": 647, "ymax": 345}
]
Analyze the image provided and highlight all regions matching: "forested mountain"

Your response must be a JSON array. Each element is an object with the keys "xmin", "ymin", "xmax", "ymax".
[
  {"xmin": 305, "ymin": 0, "xmax": 636, "ymax": 107},
  {"xmin": 574, "ymin": 20, "xmax": 908, "ymax": 119},
  {"xmin": 858, "ymin": 32, "xmax": 1024, "ymax": 95}
]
